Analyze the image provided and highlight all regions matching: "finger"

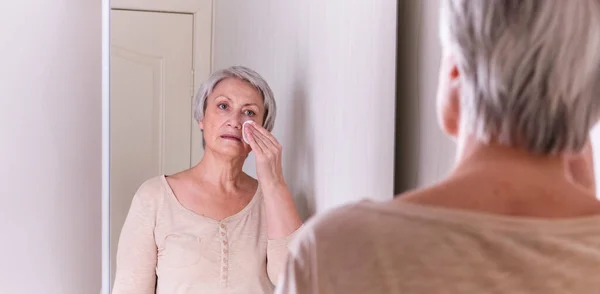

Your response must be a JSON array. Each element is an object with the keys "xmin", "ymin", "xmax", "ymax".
[
  {"xmin": 247, "ymin": 126, "xmax": 269, "ymax": 154},
  {"xmin": 248, "ymin": 123, "xmax": 280, "ymax": 149},
  {"xmin": 245, "ymin": 126, "xmax": 264, "ymax": 154},
  {"xmin": 248, "ymin": 125, "xmax": 276, "ymax": 150}
]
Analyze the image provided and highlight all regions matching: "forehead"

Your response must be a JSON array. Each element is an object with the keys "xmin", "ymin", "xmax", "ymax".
[{"xmin": 210, "ymin": 78, "xmax": 263, "ymax": 104}]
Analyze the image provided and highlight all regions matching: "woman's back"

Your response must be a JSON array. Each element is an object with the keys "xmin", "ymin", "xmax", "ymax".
[
  {"xmin": 277, "ymin": 197, "xmax": 600, "ymax": 293},
  {"xmin": 277, "ymin": 157, "xmax": 600, "ymax": 294}
]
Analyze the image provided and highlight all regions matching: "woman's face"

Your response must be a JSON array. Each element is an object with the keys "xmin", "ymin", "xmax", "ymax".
[{"xmin": 200, "ymin": 78, "xmax": 265, "ymax": 158}]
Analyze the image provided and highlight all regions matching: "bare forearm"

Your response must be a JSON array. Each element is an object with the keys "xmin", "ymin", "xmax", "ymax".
[{"xmin": 261, "ymin": 181, "xmax": 303, "ymax": 239}]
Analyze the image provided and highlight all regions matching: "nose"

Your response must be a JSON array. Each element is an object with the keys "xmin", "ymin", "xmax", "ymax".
[{"xmin": 227, "ymin": 113, "xmax": 243, "ymax": 129}]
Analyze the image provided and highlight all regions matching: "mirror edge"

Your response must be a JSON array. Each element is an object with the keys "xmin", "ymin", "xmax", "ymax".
[{"xmin": 101, "ymin": 0, "xmax": 111, "ymax": 293}]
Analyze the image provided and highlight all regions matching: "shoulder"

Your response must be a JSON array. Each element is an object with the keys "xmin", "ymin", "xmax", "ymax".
[
  {"xmin": 283, "ymin": 200, "xmax": 398, "ymax": 286},
  {"xmin": 135, "ymin": 176, "xmax": 166, "ymax": 195},
  {"xmin": 131, "ymin": 176, "xmax": 167, "ymax": 208},
  {"xmin": 289, "ymin": 200, "xmax": 385, "ymax": 254}
]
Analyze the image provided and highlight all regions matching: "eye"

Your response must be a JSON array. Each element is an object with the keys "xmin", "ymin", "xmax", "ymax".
[
  {"xmin": 217, "ymin": 103, "xmax": 228, "ymax": 110},
  {"xmin": 243, "ymin": 109, "xmax": 256, "ymax": 116}
]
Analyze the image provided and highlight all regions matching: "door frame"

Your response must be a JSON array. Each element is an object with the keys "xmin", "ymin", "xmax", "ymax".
[{"xmin": 111, "ymin": 0, "xmax": 213, "ymax": 166}]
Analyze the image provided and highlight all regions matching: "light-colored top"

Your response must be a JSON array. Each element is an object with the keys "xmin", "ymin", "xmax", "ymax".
[
  {"xmin": 276, "ymin": 200, "xmax": 600, "ymax": 294},
  {"xmin": 113, "ymin": 176, "xmax": 297, "ymax": 294}
]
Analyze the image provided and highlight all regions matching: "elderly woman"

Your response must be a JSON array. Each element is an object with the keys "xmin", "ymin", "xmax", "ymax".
[
  {"xmin": 112, "ymin": 66, "xmax": 302, "ymax": 294},
  {"xmin": 277, "ymin": 1, "xmax": 600, "ymax": 293}
]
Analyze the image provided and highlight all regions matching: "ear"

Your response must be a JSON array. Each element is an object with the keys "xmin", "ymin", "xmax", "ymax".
[
  {"xmin": 436, "ymin": 54, "xmax": 461, "ymax": 138},
  {"xmin": 198, "ymin": 118, "xmax": 204, "ymax": 130}
]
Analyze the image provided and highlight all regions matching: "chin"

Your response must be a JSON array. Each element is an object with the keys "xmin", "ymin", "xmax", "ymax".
[
  {"xmin": 221, "ymin": 149, "xmax": 246, "ymax": 158},
  {"xmin": 209, "ymin": 144, "xmax": 248, "ymax": 158}
]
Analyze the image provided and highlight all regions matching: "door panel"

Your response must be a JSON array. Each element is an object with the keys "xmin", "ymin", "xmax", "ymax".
[
  {"xmin": 109, "ymin": 9, "xmax": 194, "ymax": 286},
  {"xmin": 111, "ymin": 0, "xmax": 207, "ymax": 13}
]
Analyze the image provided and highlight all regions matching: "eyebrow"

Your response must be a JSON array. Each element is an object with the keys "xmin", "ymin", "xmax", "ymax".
[
  {"xmin": 215, "ymin": 95, "xmax": 259, "ymax": 108},
  {"xmin": 215, "ymin": 95, "xmax": 232, "ymax": 101}
]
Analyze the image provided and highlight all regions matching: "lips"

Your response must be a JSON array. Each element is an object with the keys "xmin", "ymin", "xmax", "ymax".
[{"xmin": 221, "ymin": 134, "xmax": 242, "ymax": 142}]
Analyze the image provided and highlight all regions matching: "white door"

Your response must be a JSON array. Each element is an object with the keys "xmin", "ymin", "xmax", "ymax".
[{"xmin": 109, "ymin": 9, "xmax": 194, "ymax": 285}]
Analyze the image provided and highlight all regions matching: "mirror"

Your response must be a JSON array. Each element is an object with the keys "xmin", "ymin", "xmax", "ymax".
[
  {"xmin": 107, "ymin": 0, "xmax": 212, "ymax": 289},
  {"xmin": 103, "ymin": 1, "xmax": 600, "ymax": 293},
  {"xmin": 104, "ymin": 0, "xmax": 399, "ymax": 292}
]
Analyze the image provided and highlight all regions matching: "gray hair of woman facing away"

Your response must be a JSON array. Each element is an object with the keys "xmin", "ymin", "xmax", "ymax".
[
  {"xmin": 193, "ymin": 66, "xmax": 277, "ymax": 132},
  {"xmin": 440, "ymin": 0, "xmax": 600, "ymax": 155}
]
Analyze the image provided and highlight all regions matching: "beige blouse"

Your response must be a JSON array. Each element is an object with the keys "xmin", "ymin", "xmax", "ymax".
[
  {"xmin": 277, "ymin": 200, "xmax": 600, "ymax": 294},
  {"xmin": 112, "ymin": 176, "xmax": 296, "ymax": 294}
]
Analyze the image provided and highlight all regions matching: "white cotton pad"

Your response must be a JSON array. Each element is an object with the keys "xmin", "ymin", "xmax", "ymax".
[{"xmin": 242, "ymin": 120, "xmax": 253, "ymax": 144}]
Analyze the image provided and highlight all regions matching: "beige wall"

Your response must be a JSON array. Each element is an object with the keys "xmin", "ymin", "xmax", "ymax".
[
  {"xmin": 0, "ymin": 1, "xmax": 102, "ymax": 293},
  {"xmin": 213, "ymin": 0, "xmax": 397, "ymax": 218}
]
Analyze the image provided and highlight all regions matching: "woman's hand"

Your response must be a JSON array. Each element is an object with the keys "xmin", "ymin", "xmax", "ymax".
[
  {"xmin": 564, "ymin": 139, "xmax": 596, "ymax": 193},
  {"xmin": 245, "ymin": 122, "xmax": 285, "ymax": 188},
  {"xmin": 245, "ymin": 122, "xmax": 302, "ymax": 241}
]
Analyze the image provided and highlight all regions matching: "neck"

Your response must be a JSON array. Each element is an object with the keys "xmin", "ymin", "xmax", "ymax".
[
  {"xmin": 453, "ymin": 135, "xmax": 565, "ymax": 180},
  {"xmin": 192, "ymin": 148, "xmax": 248, "ymax": 192}
]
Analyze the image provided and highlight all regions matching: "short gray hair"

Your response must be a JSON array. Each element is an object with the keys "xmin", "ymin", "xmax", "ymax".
[
  {"xmin": 440, "ymin": 0, "xmax": 600, "ymax": 154},
  {"xmin": 193, "ymin": 66, "xmax": 277, "ymax": 132}
]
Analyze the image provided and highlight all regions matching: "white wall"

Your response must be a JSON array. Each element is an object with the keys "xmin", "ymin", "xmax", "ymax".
[
  {"xmin": 213, "ymin": 0, "xmax": 397, "ymax": 218},
  {"xmin": 0, "ymin": 1, "xmax": 102, "ymax": 293}
]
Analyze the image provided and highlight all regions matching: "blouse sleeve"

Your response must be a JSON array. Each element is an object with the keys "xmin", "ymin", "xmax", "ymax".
[
  {"xmin": 266, "ymin": 226, "xmax": 302, "ymax": 285},
  {"xmin": 112, "ymin": 182, "xmax": 160, "ymax": 294}
]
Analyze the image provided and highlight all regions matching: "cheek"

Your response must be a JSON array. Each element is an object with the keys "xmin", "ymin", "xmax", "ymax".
[
  {"xmin": 256, "ymin": 110, "xmax": 267, "ymax": 125},
  {"xmin": 205, "ymin": 108, "xmax": 227, "ymax": 123},
  {"xmin": 200, "ymin": 113, "xmax": 220, "ymax": 134},
  {"xmin": 251, "ymin": 116, "xmax": 264, "ymax": 126}
]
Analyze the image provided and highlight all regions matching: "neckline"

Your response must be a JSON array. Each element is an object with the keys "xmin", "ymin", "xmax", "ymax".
[
  {"xmin": 357, "ymin": 199, "xmax": 600, "ymax": 235},
  {"xmin": 160, "ymin": 175, "xmax": 261, "ymax": 224}
]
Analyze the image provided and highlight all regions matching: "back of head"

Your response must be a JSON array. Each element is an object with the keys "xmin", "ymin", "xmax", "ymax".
[{"xmin": 440, "ymin": 0, "xmax": 600, "ymax": 155}]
